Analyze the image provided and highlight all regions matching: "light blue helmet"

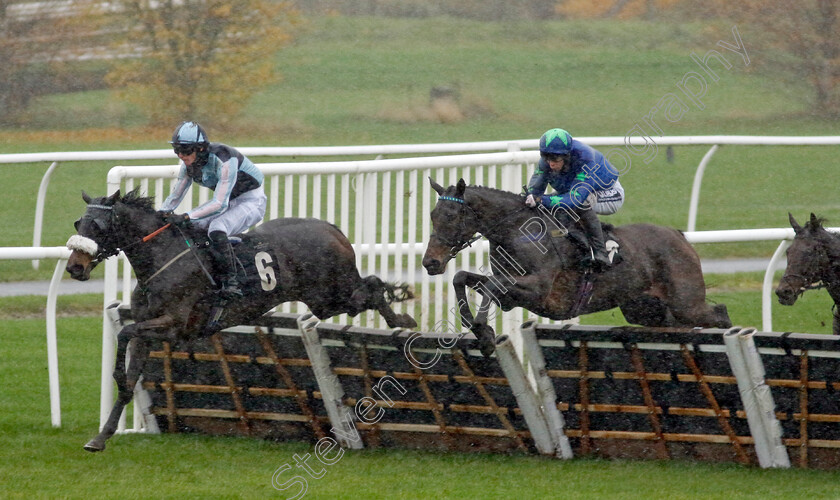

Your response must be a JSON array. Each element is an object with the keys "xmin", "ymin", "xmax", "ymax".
[
  {"xmin": 539, "ymin": 128, "xmax": 573, "ymax": 156},
  {"xmin": 170, "ymin": 121, "xmax": 209, "ymax": 147}
]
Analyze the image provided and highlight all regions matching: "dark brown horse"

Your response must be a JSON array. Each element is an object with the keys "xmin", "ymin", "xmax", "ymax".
[
  {"xmin": 775, "ymin": 213, "xmax": 840, "ymax": 334},
  {"xmin": 66, "ymin": 189, "xmax": 416, "ymax": 451},
  {"xmin": 421, "ymin": 179, "xmax": 730, "ymax": 354}
]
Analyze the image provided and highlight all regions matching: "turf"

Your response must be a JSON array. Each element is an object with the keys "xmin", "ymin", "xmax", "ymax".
[
  {"xmin": 2, "ymin": 16, "xmax": 840, "ymax": 495},
  {"xmin": 0, "ymin": 17, "xmax": 838, "ymax": 283},
  {"xmin": 3, "ymin": 281, "xmax": 840, "ymax": 499}
]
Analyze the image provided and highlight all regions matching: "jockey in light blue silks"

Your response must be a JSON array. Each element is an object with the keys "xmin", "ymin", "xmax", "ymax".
[
  {"xmin": 160, "ymin": 121, "xmax": 266, "ymax": 297},
  {"xmin": 524, "ymin": 128, "xmax": 624, "ymax": 271}
]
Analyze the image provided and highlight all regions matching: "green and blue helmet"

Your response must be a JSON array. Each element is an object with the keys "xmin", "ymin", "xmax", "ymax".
[{"xmin": 539, "ymin": 128, "xmax": 573, "ymax": 156}]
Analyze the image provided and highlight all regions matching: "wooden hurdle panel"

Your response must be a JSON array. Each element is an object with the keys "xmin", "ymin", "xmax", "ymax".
[
  {"xmin": 128, "ymin": 310, "xmax": 554, "ymax": 455},
  {"xmin": 138, "ymin": 320, "xmax": 330, "ymax": 443},
  {"xmin": 531, "ymin": 323, "xmax": 840, "ymax": 469},
  {"xmin": 273, "ymin": 314, "xmax": 544, "ymax": 455},
  {"xmin": 740, "ymin": 329, "xmax": 840, "ymax": 469}
]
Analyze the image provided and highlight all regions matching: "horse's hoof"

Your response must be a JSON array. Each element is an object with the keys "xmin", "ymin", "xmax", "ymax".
[
  {"xmin": 83, "ymin": 439, "xmax": 105, "ymax": 452},
  {"xmin": 474, "ymin": 325, "xmax": 497, "ymax": 358},
  {"xmin": 479, "ymin": 343, "xmax": 496, "ymax": 359}
]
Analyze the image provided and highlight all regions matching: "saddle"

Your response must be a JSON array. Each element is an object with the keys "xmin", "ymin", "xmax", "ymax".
[{"xmin": 555, "ymin": 222, "xmax": 621, "ymax": 269}]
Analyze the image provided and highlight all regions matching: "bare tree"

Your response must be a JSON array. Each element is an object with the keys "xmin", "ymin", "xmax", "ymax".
[{"xmin": 696, "ymin": 1, "xmax": 840, "ymax": 117}]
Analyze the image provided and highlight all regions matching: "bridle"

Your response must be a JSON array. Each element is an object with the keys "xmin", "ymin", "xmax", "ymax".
[
  {"xmin": 71, "ymin": 203, "xmax": 172, "ymax": 265},
  {"xmin": 779, "ymin": 238, "xmax": 832, "ymax": 300},
  {"xmin": 433, "ymin": 194, "xmax": 528, "ymax": 258},
  {"xmin": 69, "ymin": 199, "xmax": 217, "ymax": 288},
  {"xmin": 780, "ymin": 273, "xmax": 825, "ymax": 301}
]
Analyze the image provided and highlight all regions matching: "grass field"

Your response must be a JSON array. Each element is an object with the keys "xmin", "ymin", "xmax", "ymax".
[
  {"xmin": 2, "ymin": 14, "xmax": 840, "ymax": 498},
  {"xmin": 2, "ymin": 280, "xmax": 840, "ymax": 499},
  {"xmin": 1, "ymin": 17, "xmax": 839, "ymax": 283}
]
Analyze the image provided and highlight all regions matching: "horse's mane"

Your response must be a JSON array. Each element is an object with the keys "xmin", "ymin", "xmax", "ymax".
[
  {"xmin": 465, "ymin": 183, "xmax": 616, "ymax": 232},
  {"xmin": 465, "ymin": 184, "xmax": 523, "ymax": 202},
  {"xmin": 120, "ymin": 187, "xmax": 156, "ymax": 212}
]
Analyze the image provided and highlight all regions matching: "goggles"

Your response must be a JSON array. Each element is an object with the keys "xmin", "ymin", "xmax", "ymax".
[
  {"xmin": 173, "ymin": 143, "xmax": 200, "ymax": 155},
  {"xmin": 540, "ymin": 152, "xmax": 565, "ymax": 162}
]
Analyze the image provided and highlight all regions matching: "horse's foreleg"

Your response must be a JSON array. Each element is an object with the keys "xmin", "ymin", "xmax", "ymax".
[
  {"xmin": 84, "ymin": 316, "xmax": 175, "ymax": 452},
  {"xmin": 84, "ymin": 329, "xmax": 140, "ymax": 452},
  {"xmin": 452, "ymin": 271, "xmax": 488, "ymax": 330},
  {"xmin": 452, "ymin": 271, "xmax": 503, "ymax": 356}
]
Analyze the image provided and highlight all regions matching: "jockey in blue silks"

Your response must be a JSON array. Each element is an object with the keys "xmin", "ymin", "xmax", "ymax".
[
  {"xmin": 524, "ymin": 128, "xmax": 624, "ymax": 271},
  {"xmin": 160, "ymin": 121, "xmax": 266, "ymax": 297}
]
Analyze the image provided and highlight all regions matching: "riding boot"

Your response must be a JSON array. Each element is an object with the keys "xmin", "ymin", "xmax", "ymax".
[
  {"xmin": 208, "ymin": 230, "xmax": 244, "ymax": 298},
  {"xmin": 576, "ymin": 208, "xmax": 612, "ymax": 272}
]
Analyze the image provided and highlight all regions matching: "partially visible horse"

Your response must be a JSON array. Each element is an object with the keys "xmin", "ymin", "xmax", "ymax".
[
  {"xmin": 775, "ymin": 213, "xmax": 840, "ymax": 334},
  {"xmin": 66, "ymin": 189, "xmax": 416, "ymax": 452},
  {"xmin": 421, "ymin": 179, "xmax": 730, "ymax": 354}
]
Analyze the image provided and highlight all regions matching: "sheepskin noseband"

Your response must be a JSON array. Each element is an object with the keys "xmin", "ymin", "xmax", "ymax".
[{"xmin": 67, "ymin": 234, "xmax": 99, "ymax": 257}]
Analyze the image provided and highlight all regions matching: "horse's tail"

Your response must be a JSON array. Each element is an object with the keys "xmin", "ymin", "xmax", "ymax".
[{"xmin": 382, "ymin": 282, "xmax": 414, "ymax": 304}]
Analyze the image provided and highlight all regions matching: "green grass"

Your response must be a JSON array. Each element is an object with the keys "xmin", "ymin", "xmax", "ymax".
[
  {"xmin": 1, "ymin": 16, "xmax": 838, "ymax": 282},
  {"xmin": 3, "ymin": 278, "xmax": 840, "ymax": 499},
  {"xmin": 3, "ymin": 14, "xmax": 840, "ymax": 498}
]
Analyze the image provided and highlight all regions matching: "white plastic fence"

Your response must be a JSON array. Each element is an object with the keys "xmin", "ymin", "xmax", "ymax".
[
  {"xmin": 7, "ymin": 136, "xmax": 839, "ymax": 268},
  {"xmin": 0, "ymin": 246, "xmax": 70, "ymax": 428},
  {"xmin": 4, "ymin": 226, "xmax": 821, "ymax": 430}
]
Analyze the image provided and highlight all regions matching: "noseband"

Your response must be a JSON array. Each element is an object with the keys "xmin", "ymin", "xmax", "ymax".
[
  {"xmin": 68, "ymin": 204, "xmax": 122, "ymax": 264},
  {"xmin": 779, "ymin": 273, "xmax": 825, "ymax": 301},
  {"xmin": 433, "ymin": 196, "xmax": 481, "ymax": 258},
  {"xmin": 68, "ymin": 203, "xmax": 170, "ymax": 265}
]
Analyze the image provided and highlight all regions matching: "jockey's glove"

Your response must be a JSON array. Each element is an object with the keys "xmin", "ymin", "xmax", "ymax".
[
  {"xmin": 525, "ymin": 194, "xmax": 537, "ymax": 208},
  {"xmin": 164, "ymin": 212, "xmax": 190, "ymax": 227}
]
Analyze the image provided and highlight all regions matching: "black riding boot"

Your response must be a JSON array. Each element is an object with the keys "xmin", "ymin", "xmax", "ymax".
[
  {"xmin": 208, "ymin": 231, "xmax": 243, "ymax": 298},
  {"xmin": 576, "ymin": 208, "xmax": 612, "ymax": 271}
]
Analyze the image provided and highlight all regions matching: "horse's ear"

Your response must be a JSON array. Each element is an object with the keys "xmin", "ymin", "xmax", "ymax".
[
  {"xmin": 789, "ymin": 213, "xmax": 802, "ymax": 234},
  {"xmin": 82, "ymin": 190, "xmax": 92, "ymax": 204},
  {"xmin": 429, "ymin": 177, "xmax": 444, "ymax": 196},
  {"xmin": 455, "ymin": 178, "xmax": 466, "ymax": 197},
  {"xmin": 811, "ymin": 213, "xmax": 819, "ymax": 225},
  {"xmin": 107, "ymin": 190, "xmax": 121, "ymax": 204}
]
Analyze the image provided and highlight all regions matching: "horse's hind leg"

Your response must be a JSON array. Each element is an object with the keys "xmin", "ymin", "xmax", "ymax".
[
  {"xmin": 620, "ymin": 295, "xmax": 675, "ymax": 327},
  {"xmin": 669, "ymin": 296, "xmax": 732, "ymax": 329},
  {"xmin": 350, "ymin": 276, "xmax": 417, "ymax": 329}
]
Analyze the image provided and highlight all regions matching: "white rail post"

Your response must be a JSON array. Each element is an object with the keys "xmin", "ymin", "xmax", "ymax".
[
  {"xmin": 519, "ymin": 321, "xmax": 573, "ymax": 458},
  {"xmin": 762, "ymin": 240, "xmax": 791, "ymax": 332},
  {"xmin": 494, "ymin": 334, "xmax": 556, "ymax": 456},
  {"xmin": 32, "ymin": 161, "xmax": 59, "ymax": 269},
  {"xmin": 737, "ymin": 328, "xmax": 789, "ymax": 468},
  {"xmin": 686, "ymin": 145, "xmax": 719, "ymax": 232},
  {"xmin": 100, "ymin": 299, "xmax": 120, "ymax": 429},
  {"xmin": 45, "ymin": 257, "xmax": 66, "ymax": 427},
  {"xmin": 296, "ymin": 314, "xmax": 363, "ymax": 449}
]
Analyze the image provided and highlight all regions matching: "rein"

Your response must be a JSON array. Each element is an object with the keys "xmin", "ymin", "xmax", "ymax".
[
  {"xmin": 436, "ymin": 195, "xmax": 529, "ymax": 256},
  {"xmin": 74, "ymin": 203, "xmax": 216, "ymax": 287}
]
